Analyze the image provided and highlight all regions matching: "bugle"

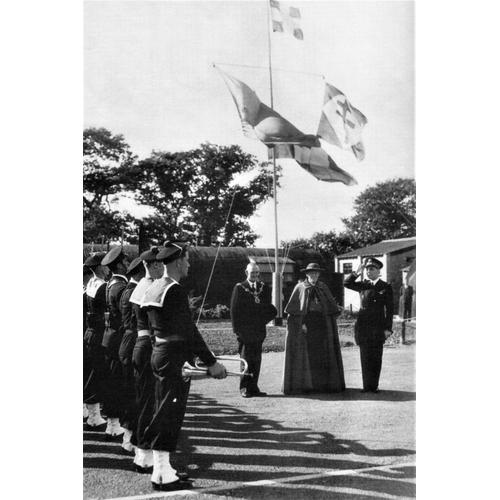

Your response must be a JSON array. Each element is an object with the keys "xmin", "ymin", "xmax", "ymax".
[{"xmin": 182, "ymin": 355, "xmax": 251, "ymax": 379}]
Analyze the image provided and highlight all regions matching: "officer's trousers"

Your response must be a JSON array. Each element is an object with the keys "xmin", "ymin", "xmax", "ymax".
[
  {"xmin": 131, "ymin": 335, "xmax": 155, "ymax": 449},
  {"xmin": 144, "ymin": 341, "xmax": 191, "ymax": 452},
  {"xmin": 359, "ymin": 344, "xmax": 384, "ymax": 391}
]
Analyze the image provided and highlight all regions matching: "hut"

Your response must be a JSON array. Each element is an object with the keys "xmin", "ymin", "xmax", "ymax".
[{"xmin": 83, "ymin": 244, "xmax": 344, "ymax": 309}]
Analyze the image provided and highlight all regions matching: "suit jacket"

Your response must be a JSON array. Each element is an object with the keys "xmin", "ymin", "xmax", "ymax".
[
  {"xmin": 344, "ymin": 273, "xmax": 393, "ymax": 346},
  {"xmin": 230, "ymin": 280, "xmax": 277, "ymax": 344}
]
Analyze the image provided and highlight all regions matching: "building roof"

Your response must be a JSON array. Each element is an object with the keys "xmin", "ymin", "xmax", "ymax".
[{"xmin": 337, "ymin": 237, "xmax": 416, "ymax": 259}]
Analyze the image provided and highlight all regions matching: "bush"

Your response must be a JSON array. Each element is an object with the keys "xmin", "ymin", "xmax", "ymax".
[{"xmin": 196, "ymin": 304, "xmax": 231, "ymax": 320}]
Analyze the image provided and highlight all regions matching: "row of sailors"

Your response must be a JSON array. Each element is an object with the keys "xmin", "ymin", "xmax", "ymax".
[{"xmin": 83, "ymin": 242, "xmax": 227, "ymax": 492}]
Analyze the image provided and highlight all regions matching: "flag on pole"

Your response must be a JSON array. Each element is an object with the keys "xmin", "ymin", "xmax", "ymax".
[
  {"xmin": 270, "ymin": 1, "xmax": 304, "ymax": 40},
  {"xmin": 271, "ymin": 144, "xmax": 357, "ymax": 186},
  {"xmin": 317, "ymin": 82, "xmax": 367, "ymax": 161},
  {"xmin": 217, "ymin": 67, "xmax": 319, "ymax": 147}
]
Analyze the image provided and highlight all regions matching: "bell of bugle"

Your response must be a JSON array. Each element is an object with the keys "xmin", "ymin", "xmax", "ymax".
[{"xmin": 182, "ymin": 355, "xmax": 251, "ymax": 379}]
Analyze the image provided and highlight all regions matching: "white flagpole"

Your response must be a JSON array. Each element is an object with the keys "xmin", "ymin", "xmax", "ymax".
[{"xmin": 266, "ymin": 1, "xmax": 282, "ymax": 324}]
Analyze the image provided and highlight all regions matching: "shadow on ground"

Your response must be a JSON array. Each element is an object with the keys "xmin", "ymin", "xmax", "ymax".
[{"xmin": 84, "ymin": 392, "xmax": 415, "ymax": 499}]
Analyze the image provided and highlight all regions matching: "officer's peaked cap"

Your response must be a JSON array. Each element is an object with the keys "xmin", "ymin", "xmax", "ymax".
[
  {"xmin": 364, "ymin": 257, "xmax": 383, "ymax": 269},
  {"xmin": 84, "ymin": 252, "xmax": 106, "ymax": 268}
]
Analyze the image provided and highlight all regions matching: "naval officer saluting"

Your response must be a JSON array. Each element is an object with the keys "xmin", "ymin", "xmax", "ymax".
[{"xmin": 344, "ymin": 257, "xmax": 393, "ymax": 393}]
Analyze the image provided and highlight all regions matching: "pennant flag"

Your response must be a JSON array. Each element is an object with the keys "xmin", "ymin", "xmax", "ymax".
[
  {"xmin": 317, "ymin": 82, "xmax": 368, "ymax": 161},
  {"xmin": 270, "ymin": 1, "xmax": 304, "ymax": 40},
  {"xmin": 271, "ymin": 144, "xmax": 357, "ymax": 186},
  {"xmin": 217, "ymin": 67, "xmax": 319, "ymax": 147}
]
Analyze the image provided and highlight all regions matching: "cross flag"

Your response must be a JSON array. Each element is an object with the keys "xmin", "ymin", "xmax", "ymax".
[
  {"xmin": 271, "ymin": 144, "xmax": 357, "ymax": 186},
  {"xmin": 270, "ymin": 1, "xmax": 304, "ymax": 40},
  {"xmin": 317, "ymin": 82, "xmax": 368, "ymax": 161},
  {"xmin": 217, "ymin": 67, "xmax": 319, "ymax": 147}
]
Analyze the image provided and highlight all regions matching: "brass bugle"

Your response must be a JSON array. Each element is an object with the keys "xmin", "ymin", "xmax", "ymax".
[{"xmin": 182, "ymin": 355, "xmax": 251, "ymax": 379}]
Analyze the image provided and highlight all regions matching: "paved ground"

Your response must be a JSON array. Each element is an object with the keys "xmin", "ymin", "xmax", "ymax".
[{"xmin": 84, "ymin": 344, "xmax": 415, "ymax": 499}]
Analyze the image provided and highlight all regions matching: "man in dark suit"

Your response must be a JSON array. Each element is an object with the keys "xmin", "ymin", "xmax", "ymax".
[
  {"xmin": 344, "ymin": 257, "xmax": 393, "ymax": 393},
  {"xmin": 230, "ymin": 262, "xmax": 277, "ymax": 398}
]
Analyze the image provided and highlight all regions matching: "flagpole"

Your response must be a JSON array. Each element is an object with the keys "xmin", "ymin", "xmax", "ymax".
[{"xmin": 266, "ymin": 1, "xmax": 282, "ymax": 324}]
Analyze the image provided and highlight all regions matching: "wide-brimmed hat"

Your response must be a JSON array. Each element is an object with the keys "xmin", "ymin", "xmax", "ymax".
[{"xmin": 301, "ymin": 262, "xmax": 324, "ymax": 273}]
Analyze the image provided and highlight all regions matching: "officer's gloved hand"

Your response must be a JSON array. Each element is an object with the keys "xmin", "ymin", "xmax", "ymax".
[{"xmin": 208, "ymin": 361, "xmax": 227, "ymax": 379}]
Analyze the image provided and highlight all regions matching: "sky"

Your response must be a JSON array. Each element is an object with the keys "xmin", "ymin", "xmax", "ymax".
[{"xmin": 84, "ymin": 0, "xmax": 414, "ymax": 246}]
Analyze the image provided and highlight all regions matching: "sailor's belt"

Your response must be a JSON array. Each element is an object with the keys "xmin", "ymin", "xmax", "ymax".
[
  {"xmin": 137, "ymin": 330, "xmax": 152, "ymax": 337},
  {"xmin": 155, "ymin": 335, "xmax": 186, "ymax": 344}
]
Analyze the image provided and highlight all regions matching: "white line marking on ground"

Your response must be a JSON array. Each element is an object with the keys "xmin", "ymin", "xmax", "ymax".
[{"xmin": 104, "ymin": 461, "xmax": 416, "ymax": 500}]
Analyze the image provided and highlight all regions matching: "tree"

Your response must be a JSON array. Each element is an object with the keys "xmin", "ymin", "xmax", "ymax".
[
  {"xmin": 282, "ymin": 230, "xmax": 356, "ymax": 260},
  {"xmin": 83, "ymin": 128, "xmax": 138, "ymax": 242},
  {"xmin": 341, "ymin": 178, "xmax": 415, "ymax": 247},
  {"xmin": 130, "ymin": 143, "xmax": 280, "ymax": 246},
  {"xmin": 83, "ymin": 127, "xmax": 137, "ymax": 211}
]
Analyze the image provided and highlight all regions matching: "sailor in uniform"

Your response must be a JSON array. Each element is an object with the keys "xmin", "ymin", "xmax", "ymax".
[
  {"xmin": 101, "ymin": 246, "xmax": 130, "ymax": 438},
  {"xmin": 141, "ymin": 241, "xmax": 227, "ymax": 491},
  {"xmin": 117, "ymin": 256, "xmax": 144, "ymax": 452},
  {"xmin": 83, "ymin": 252, "xmax": 108, "ymax": 428},
  {"xmin": 128, "ymin": 246, "xmax": 163, "ymax": 472},
  {"xmin": 344, "ymin": 257, "xmax": 394, "ymax": 392}
]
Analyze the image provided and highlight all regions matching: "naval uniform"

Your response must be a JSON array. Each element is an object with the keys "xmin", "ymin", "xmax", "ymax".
[
  {"xmin": 344, "ymin": 273, "xmax": 393, "ymax": 391},
  {"xmin": 118, "ymin": 278, "xmax": 139, "ymax": 433},
  {"xmin": 129, "ymin": 276, "xmax": 156, "ymax": 450},
  {"xmin": 102, "ymin": 274, "xmax": 128, "ymax": 419},
  {"xmin": 230, "ymin": 280, "xmax": 276, "ymax": 395},
  {"xmin": 83, "ymin": 276, "xmax": 107, "ymax": 405},
  {"xmin": 142, "ymin": 277, "xmax": 216, "ymax": 452}
]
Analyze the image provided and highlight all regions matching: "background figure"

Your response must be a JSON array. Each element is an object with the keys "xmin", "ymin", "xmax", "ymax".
[
  {"xmin": 344, "ymin": 258, "xmax": 393, "ymax": 393},
  {"xmin": 399, "ymin": 267, "xmax": 414, "ymax": 319},
  {"xmin": 282, "ymin": 263, "xmax": 345, "ymax": 395},
  {"xmin": 230, "ymin": 262, "xmax": 277, "ymax": 398}
]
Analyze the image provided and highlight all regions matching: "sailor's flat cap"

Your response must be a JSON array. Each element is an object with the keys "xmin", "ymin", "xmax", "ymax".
[
  {"xmin": 84, "ymin": 252, "xmax": 106, "ymax": 267},
  {"xmin": 156, "ymin": 241, "xmax": 190, "ymax": 264},
  {"xmin": 101, "ymin": 246, "xmax": 125, "ymax": 266}
]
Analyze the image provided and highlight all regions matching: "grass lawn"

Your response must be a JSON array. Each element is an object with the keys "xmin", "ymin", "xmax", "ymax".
[{"xmin": 197, "ymin": 319, "xmax": 416, "ymax": 356}]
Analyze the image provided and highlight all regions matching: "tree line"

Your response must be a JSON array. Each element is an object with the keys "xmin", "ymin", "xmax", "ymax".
[{"xmin": 83, "ymin": 127, "xmax": 415, "ymax": 256}]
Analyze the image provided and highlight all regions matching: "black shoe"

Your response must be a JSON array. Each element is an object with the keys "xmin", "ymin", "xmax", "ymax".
[
  {"xmin": 253, "ymin": 391, "xmax": 267, "ymax": 397},
  {"xmin": 151, "ymin": 479, "xmax": 193, "ymax": 492},
  {"xmin": 135, "ymin": 464, "xmax": 153, "ymax": 474},
  {"xmin": 176, "ymin": 472, "xmax": 190, "ymax": 480}
]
